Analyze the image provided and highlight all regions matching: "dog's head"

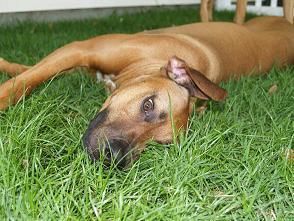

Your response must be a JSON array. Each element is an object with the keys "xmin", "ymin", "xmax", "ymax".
[{"xmin": 83, "ymin": 56, "xmax": 227, "ymax": 168}]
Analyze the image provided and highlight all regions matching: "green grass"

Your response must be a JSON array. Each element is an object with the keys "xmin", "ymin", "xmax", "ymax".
[{"xmin": 0, "ymin": 7, "xmax": 293, "ymax": 220}]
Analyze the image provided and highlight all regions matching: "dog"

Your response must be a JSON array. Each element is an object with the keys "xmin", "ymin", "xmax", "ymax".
[
  {"xmin": 201, "ymin": 0, "xmax": 294, "ymax": 24},
  {"xmin": 0, "ymin": 6, "xmax": 293, "ymax": 168}
]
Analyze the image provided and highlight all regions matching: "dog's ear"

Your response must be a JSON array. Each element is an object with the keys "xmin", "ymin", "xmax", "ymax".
[{"xmin": 165, "ymin": 56, "xmax": 227, "ymax": 101}]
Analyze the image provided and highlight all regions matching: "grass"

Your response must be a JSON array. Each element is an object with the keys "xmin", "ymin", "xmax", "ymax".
[{"xmin": 0, "ymin": 6, "xmax": 293, "ymax": 220}]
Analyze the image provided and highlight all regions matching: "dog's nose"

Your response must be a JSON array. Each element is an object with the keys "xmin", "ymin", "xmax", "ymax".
[
  {"xmin": 83, "ymin": 135, "xmax": 129, "ymax": 168},
  {"xmin": 103, "ymin": 139, "xmax": 129, "ymax": 168},
  {"xmin": 82, "ymin": 108, "xmax": 130, "ymax": 168}
]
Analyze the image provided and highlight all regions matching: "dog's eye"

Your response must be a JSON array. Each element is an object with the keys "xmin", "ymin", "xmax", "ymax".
[{"xmin": 142, "ymin": 98, "xmax": 154, "ymax": 113}]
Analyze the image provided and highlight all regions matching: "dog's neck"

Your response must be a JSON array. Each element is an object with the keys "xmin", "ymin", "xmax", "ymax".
[{"xmin": 114, "ymin": 59, "xmax": 166, "ymax": 88}]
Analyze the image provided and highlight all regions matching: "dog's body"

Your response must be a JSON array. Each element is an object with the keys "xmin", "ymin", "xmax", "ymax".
[
  {"xmin": 1, "ymin": 15, "xmax": 294, "ymax": 167},
  {"xmin": 146, "ymin": 17, "xmax": 294, "ymax": 81}
]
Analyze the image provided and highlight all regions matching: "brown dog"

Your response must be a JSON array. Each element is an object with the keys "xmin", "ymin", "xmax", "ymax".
[{"xmin": 0, "ymin": 15, "xmax": 294, "ymax": 167}]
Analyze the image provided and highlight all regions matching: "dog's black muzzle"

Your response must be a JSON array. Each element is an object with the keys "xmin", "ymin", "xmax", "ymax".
[{"xmin": 82, "ymin": 109, "xmax": 130, "ymax": 168}]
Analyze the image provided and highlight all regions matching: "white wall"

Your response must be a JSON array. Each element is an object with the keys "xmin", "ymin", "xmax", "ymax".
[
  {"xmin": 216, "ymin": 0, "xmax": 283, "ymax": 16},
  {"xmin": 0, "ymin": 0, "xmax": 200, "ymax": 13}
]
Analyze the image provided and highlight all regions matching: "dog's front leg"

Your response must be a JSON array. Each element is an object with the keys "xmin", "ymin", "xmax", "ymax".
[
  {"xmin": 0, "ymin": 34, "xmax": 132, "ymax": 110},
  {"xmin": 0, "ymin": 41, "xmax": 90, "ymax": 110}
]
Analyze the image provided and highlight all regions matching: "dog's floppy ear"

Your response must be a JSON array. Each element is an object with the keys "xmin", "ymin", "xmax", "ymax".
[{"xmin": 165, "ymin": 56, "xmax": 227, "ymax": 101}]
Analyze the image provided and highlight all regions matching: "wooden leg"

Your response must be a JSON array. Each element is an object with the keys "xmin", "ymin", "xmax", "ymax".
[
  {"xmin": 234, "ymin": 0, "xmax": 247, "ymax": 24},
  {"xmin": 208, "ymin": 0, "xmax": 214, "ymax": 21},
  {"xmin": 284, "ymin": 0, "xmax": 294, "ymax": 24},
  {"xmin": 200, "ymin": 0, "xmax": 211, "ymax": 22}
]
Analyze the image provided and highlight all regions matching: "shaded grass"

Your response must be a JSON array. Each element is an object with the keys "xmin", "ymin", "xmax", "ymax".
[{"xmin": 0, "ymin": 6, "xmax": 293, "ymax": 220}]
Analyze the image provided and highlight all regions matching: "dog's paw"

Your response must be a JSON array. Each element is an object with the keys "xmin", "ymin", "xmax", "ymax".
[
  {"xmin": 96, "ymin": 71, "xmax": 103, "ymax": 82},
  {"xmin": 0, "ymin": 88, "xmax": 11, "ymax": 111},
  {"xmin": 104, "ymin": 78, "xmax": 116, "ymax": 94},
  {"xmin": 0, "ymin": 57, "xmax": 7, "ymax": 69},
  {"xmin": 96, "ymin": 71, "xmax": 116, "ymax": 93},
  {"xmin": 0, "ymin": 78, "xmax": 24, "ymax": 111},
  {"xmin": 0, "ymin": 57, "xmax": 5, "ymax": 64}
]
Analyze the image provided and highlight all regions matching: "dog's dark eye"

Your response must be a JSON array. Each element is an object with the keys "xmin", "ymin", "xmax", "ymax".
[{"xmin": 142, "ymin": 98, "xmax": 154, "ymax": 113}]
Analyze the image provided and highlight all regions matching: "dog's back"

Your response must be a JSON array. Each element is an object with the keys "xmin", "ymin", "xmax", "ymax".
[
  {"xmin": 149, "ymin": 17, "xmax": 294, "ymax": 81},
  {"xmin": 244, "ymin": 16, "xmax": 294, "ymax": 32},
  {"xmin": 244, "ymin": 16, "xmax": 294, "ymax": 65}
]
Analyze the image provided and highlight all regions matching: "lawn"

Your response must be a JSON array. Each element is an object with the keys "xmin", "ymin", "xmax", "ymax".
[{"xmin": 0, "ymin": 6, "xmax": 293, "ymax": 220}]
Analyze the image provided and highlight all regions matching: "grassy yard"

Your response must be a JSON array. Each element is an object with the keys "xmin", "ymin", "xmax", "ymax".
[{"xmin": 0, "ymin": 7, "xmax": 293, "ymax": 220}]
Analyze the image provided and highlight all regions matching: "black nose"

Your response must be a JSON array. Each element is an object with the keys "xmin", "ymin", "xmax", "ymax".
[
  {"xmin": 83, "ymin": 135, "xmax": 130, "ymax": 168},
  {"xmin": 82, "ymin": 108, "xmax": 131, "ymax": 168},
  {"xmin": 103, "ymin": 139, "xmax": 129, "ymax": 168}
]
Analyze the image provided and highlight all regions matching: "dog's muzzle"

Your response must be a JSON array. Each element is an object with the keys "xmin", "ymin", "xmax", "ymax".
[{"xmin": 82, "ymin": 109, "xmax": 130, "ymax": 168}]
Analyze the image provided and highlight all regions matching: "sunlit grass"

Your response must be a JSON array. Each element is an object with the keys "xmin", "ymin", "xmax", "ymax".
[{"xmin": 0, "ymin": 7, "xmax": 293, "ymax": 220}]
